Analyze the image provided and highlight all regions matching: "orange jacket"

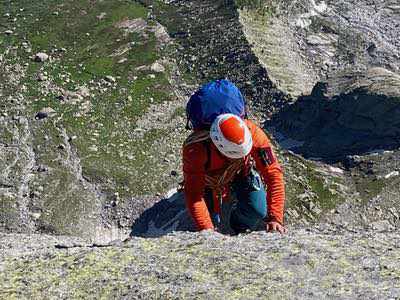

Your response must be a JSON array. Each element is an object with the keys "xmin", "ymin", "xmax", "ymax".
[{"xmin": 182, "ymin": 120, "xmax": 285, "ymax": 231}]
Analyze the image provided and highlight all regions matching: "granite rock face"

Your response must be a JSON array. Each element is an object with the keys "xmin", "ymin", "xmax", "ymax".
[
  {"xmin": 239, "ymin": 0, "xmax": 400, "ymax": 97},
  {"xmin": 1, "ymin": 228, "xmax": 399, "ymax": 299},
  {"xmin": 241, "ymin": 0, "xmax": 400, "ymax": 153}
]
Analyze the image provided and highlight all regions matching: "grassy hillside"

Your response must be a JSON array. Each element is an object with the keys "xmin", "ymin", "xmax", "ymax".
[{"xmin": 0, "ymin": 0, "xmax": 187, "ymax": 236}]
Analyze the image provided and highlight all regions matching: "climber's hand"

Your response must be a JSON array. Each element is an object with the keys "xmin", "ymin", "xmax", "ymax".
[{"xmin": 266, "ymin": 221, "xmax": 287, "ymax": 234}]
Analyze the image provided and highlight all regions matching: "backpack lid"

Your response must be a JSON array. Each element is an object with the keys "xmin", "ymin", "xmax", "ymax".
[{"xmin": 186, "ymin": 79, "xmax": 246, "ymax": 129}]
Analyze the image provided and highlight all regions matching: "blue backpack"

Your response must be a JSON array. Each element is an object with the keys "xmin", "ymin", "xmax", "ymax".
[{"xmin": 186, "ymin": 79, "xmax": 246, "ymax": 130}]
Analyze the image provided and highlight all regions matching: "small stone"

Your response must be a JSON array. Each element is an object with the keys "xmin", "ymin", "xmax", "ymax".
[
  {"xmin": 97, "ymin": 12, "xmax": 107, "ymax": 20},
  {"xmin": 150, "ymin": 62, "xmax": 165, "ymax": 73},
  {"xmin": 37, "ymin": 73, "xmax": 47, "ymax": 81},
  {"xmin": 105, "ymin": 75, "xmax": 116, "ymax": 83},
  {"xmin": 135, "ymin": 65, "xmax": 148, "ymax": 71},
  {"xmin": 327, "ymin": 166, "xmax": 344, "ymax": 174},
  {"xmin": 34, "ymin": 52, "xmax": 49, "ymax": 62},
  {"xmin": 384, "ymin": 171, "xmax": 399, "ymax": 179},
  {"xmin": 57, "ymin": 90, "xmax": 83, "ymax": 102},
  {"xmin": 148, "ymin": 74, "xmax": 156, "ymax": 79},
  {"xmin": 76, "ymin": 86, "xmax": 90, "ymax": 98},
  {"xmin": 4, "ymin": 30, "xmax": 13, "ymax": 35},
  {"xmin": 134, "ymin": 128, "xmax": 144, "ymax": 133},
  {"xmin": 89, "ymin": 145, "xmax": 98, "ymax": 152},
  {"xmin": 370, "ymin": 220, "xmax": 393, "ymax": 232},
  {"xmin": 35, "ymin": 107, "xmax": 56, "ymax": 120},
  {"xmin": 30, "ymin": 212, "xmax": 42, "ymax": 220}
]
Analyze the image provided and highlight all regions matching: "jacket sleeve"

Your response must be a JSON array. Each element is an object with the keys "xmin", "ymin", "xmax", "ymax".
[
  {"xmin": 182, "ymin": 142, "xmax": 214, "ymax": 231},
  {"xmin": 248, "ymin": 122, "xmax": 286, "ymax": 225},
  {"xmin": 259, "ymin": 158, "xmax": 285, "ymax": 225}
]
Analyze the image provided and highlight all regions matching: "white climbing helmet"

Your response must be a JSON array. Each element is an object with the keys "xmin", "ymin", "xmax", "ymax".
[{"xmin": 210, "ymin": 113, "xmax": 253, "ymax": 159}]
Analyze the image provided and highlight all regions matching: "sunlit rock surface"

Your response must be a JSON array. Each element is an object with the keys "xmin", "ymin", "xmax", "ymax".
[{"xmin": 1, "ymin": 228, "xmax": 399, "ymax": 299}]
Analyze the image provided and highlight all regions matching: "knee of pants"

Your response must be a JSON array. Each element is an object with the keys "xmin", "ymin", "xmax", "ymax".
[{"xmin": 231, "ymin": 169, "xmax": 267, "ymax": 228}]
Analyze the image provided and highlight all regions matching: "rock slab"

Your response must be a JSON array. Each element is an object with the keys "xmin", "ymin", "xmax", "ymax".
[{"xmin": 1, "ymin": 228, "xmax": 399, "ymax": 299}]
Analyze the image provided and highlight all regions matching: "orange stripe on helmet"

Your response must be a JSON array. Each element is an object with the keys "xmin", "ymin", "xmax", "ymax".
[{"xmin": 219, "ymin": 116, "xmax": 245, "ymax": 145}]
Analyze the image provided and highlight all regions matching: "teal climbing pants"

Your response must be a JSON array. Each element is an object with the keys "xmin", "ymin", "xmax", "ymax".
[{"xmin": 229, "ymin": 168, "xmax": 267, "ymax": 233}]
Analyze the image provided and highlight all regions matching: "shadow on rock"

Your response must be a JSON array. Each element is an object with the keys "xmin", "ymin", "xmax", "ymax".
[
  {"xmin": 267, "ymin": 68, "xmax": 400, "ymax": 162},
  {"xmin": 130, "ymin": 190, "xmax": 196, "ymax": 238}
]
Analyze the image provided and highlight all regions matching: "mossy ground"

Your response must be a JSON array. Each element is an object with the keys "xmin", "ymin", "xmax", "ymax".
[{"xmin": 281, "ymin": 151, "xmax": 347, "ymax": 223}]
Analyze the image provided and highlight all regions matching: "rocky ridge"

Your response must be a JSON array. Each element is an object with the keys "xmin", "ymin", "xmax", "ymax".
[{"xmin": 1, "ymin": 227, "xmax": 400, "ymax": 299}]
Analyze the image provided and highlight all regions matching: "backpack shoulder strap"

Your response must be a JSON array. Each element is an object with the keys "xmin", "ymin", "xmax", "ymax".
[
  {"xmin": 203, "ymin": 139, "xmax": 212, "ymax": 171},
  {"xmin": 183, "ymin": 130, "xmax": 212, "ymax": 171},
  {"xmin": 183, "ymin": 130, "xmax": 210, "ymax": 147}
]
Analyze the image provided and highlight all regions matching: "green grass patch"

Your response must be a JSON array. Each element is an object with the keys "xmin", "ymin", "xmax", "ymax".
[
  {"xmin": 234, "ymin": 0, "xmax": 277, "ymax": 17},
  {"xmin": 354, "ymin": 177, "xmax": 385, "ymax": 203},
  {"xmin": 283, "ymin": 153, "xmax": 345, "ymax": 222}
]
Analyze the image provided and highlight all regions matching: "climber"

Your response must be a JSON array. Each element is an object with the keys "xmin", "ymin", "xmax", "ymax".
[{"xmin": 182, "ymin": 79, "xmax": 286, "ymax": 234}]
